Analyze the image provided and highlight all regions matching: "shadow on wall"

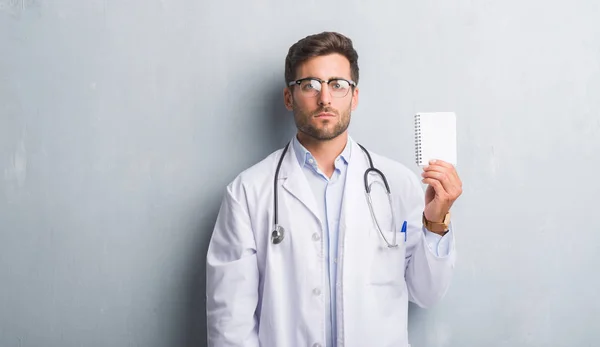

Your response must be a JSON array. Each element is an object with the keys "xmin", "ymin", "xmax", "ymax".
[
  {"xmin": 265, "ymin": 79, "xmax": 297, "ymax": 151},
  {"xmin": 181, "ymin": 79, "xmax": 295, "ymax": 346}
]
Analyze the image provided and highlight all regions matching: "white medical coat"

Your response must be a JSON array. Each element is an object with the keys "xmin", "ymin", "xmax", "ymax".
[{"xmin": 206, "ymin": 139, "xmax": 456, "ymax": 347}]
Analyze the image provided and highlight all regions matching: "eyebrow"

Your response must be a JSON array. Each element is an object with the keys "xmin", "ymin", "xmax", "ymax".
[{"xmin": 301, "ymin": 76, "xmax": 350, "ymax": 81}]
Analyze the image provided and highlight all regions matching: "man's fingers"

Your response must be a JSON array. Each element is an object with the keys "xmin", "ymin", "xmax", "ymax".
[
  {"xmin": 422, "ymin": 170, "xmax": 453, "ymax": 190},
  {"xmin": 423, "ymin": 163, "xmax": 461, "ymax": 187},
  {"xmin": 422, "ymin": 171, "xmax": 462, "ymax": 198},
  {"xmin": 427, "ymin": 160, "xmax": 454, "ymax": 169},
  {"xmin": 422, "ymin": 177, "xmax": 444, "ymax": 190}
]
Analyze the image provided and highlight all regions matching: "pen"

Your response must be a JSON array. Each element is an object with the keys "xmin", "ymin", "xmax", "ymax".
[{"xmin": 401, "ymin": 221, "xmax": 407, "ymax": 242}]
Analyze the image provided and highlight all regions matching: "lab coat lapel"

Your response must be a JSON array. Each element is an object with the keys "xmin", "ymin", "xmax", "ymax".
[
  {"xmin": 341, "ymin": 141, "xmax": 372, "ymax": 232},
  {"xmin": 336, "ymin": 140, "xmax": 372, "ymax": 347},
  {"xmin": 279, "ymin": 143, "xmax": 321, "ymax": 224}
]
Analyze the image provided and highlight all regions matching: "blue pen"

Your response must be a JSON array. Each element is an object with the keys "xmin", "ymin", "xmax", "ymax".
[{"xmin": 401, "ymin": 221, "xmax": 407, "ymax": 242}]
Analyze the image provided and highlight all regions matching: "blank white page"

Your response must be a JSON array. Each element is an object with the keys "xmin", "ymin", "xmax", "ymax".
[{"xmin": 415, "ymin": 112, "xmax": 457, "ymax": 167}]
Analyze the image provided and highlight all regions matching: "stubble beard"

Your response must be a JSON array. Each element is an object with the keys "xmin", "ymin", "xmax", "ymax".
[{"xmin": 293, "ymin": 101, "xmax": 352, "ymax": 141}]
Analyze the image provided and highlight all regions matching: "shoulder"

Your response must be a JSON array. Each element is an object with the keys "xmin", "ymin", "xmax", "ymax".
[{"xmin": 225, "ymin": 147, "xmax": 284, "ymax": 198}]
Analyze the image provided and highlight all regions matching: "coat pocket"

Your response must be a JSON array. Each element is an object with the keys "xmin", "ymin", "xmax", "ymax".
[{"xmin": 368, "ymin": 234, "xmax": 406, "ymax": 286}]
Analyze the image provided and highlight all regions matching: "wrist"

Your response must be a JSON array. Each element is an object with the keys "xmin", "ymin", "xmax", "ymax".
[{"xmin": 422, "ymin": 211, "xmax": 450, "ymax": 235}]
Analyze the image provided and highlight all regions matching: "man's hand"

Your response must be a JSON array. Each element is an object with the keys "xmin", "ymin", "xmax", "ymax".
[{"xmin": 421, "ymin": 160, "xmax": 463, "ymax": 224}]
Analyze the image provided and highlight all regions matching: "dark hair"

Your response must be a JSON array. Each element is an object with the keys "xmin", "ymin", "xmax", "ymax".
[{"xmin": 285, "ymin": 31, "xmax": 359, "ymax": 85}]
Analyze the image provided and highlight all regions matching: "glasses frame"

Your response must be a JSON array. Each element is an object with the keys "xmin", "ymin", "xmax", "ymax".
[{"xmin": 288, "ymin": 77, "xmax": 357, "ymax": 98}]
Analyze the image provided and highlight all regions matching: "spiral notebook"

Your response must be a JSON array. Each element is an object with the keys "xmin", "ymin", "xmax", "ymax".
[{"xmin": 415, "ymin": 112, "xmax": 457, "ymax": 167}]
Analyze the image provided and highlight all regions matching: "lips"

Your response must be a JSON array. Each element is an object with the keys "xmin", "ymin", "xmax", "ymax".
[{"xmin": 315, "ymin": 112, "xmax": 336, "ymax": 118}]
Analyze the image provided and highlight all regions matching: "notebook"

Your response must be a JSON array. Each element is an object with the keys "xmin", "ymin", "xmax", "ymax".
[{"xmin": 415, "ymin": 112, "xmax": 457, "ymax": 167}]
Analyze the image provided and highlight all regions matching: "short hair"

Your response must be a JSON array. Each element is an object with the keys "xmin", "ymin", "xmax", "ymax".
[{"xmin": 284, "ymin": 31, "xmax": 359, "ymax": 85}]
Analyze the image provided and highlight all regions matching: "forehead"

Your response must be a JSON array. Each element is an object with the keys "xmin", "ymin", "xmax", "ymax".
[{"xmin": 295, "ymin": 53, "xmax": 352, "ymax": 80}]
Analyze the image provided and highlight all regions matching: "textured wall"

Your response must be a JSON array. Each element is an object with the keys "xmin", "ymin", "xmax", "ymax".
[{"xmin": 1, "ymin": 1, "xmax": 599, "ymax": 346}]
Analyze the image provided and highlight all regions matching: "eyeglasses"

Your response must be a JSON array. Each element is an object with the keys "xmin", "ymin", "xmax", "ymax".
[{"xmin": 288, "ymin": 77, "xmax": 356, "ymax": 98}]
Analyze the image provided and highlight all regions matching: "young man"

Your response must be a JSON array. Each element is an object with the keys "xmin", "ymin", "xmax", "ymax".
[{"xmin": 206, "ymin": 31, "xmax": 462, "ymax": 347}]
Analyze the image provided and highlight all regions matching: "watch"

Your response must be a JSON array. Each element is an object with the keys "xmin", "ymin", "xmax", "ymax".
[{"xmin": 422, "ymin": 212, "xmax": 451, "ymax": 233}]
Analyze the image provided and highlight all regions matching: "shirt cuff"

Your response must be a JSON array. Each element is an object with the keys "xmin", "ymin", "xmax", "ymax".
[{"xmin": 423, "ymin": 226, "xmax": 453, "ymax": 257}]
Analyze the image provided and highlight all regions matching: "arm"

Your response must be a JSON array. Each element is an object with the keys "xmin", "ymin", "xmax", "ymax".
[
  {"xmin": 423, "ymin": 228, "xmax": 453, "ymax": 257},
  {"xmin": 206, "ymin": 182, "xmax": 260, "ymax": 347},
  {"xmin": 404, "ymin": 160, "xmax": 462, "ymax": 308}
]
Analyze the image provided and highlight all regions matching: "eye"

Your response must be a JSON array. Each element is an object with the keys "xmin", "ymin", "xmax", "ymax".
[
  {"xmin": 330, "ymin": 80, "xmax": 349, "ymax": 90},
  {"xmin": 300, "ymin": 79, "xmax": 320, "ymax": 91},
  {"xmin": 301, "ymin": 84, "xmax": 315, "ymax": 91}
]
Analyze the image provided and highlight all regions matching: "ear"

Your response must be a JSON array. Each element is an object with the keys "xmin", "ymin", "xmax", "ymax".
[
  {"xmin": 283, "ymin": 87, "xmax": 294, "ymax": 111},
  {"xmin": 351, "ymin": 86, "xmax": 359, "ymax": 111}
]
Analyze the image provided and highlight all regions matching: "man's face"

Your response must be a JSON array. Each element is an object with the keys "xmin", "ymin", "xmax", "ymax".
[{"xmin": 284, "ymin": 53, "xmax": 359, "ymax": 141}]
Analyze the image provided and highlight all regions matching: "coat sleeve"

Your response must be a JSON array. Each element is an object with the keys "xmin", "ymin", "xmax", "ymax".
[
  {"xmin": 206, "ymin": 181, "xmax": 260, "ymax": 347},
  {"xmin": 403, "ymin": 172, "xmax": 456, "ymax": 309}
]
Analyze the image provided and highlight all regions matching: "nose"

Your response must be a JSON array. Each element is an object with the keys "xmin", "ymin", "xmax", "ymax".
[{"xmin": 317, "ymin": 83, "xmax": 331, "ymax": 106}]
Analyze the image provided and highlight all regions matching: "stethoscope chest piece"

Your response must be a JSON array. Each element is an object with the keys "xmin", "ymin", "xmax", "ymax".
[{"xmin": 272, "ymin": 225, "xmax": 285, "ymax": 244}]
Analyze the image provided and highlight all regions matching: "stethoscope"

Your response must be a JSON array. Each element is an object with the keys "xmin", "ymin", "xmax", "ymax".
[{"xmin": 271, "ymin": 142, "xmax": 398, "ymax": 248}]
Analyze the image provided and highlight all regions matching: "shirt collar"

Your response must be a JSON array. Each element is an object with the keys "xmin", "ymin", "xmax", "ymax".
[{"xmin": 290, "ymin": 135, "xmax": 352, "ymax": 169}]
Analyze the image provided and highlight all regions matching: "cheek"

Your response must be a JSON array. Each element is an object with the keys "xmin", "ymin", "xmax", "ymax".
[
  {"xmin": 293, "ymin": 98, "xmax": 316, "ymax": 112},
  {"xmin": 334, "ymin": 98, "xmax": 353, "ymax": 112}
]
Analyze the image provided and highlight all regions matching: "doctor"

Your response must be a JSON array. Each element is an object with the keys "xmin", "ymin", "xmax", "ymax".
[{"xmin": 206, "ymin": 31, "xmax": 463, "ymax": 347}]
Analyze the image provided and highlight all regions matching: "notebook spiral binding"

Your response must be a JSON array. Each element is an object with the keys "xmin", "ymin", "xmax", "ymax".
[{"xmin": 415, "ymin": 114, "xmax": 422, "ymax": 165}]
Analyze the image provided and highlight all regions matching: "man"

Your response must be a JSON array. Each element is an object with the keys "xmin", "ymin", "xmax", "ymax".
[{"xmin": 206, "ymin": 31, "xmax": 462, "ymax": 347}]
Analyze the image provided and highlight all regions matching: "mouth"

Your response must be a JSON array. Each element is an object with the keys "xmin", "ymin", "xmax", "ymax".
[{"xmin": 315, "ymin": 112, "xmax": 336, "ymax": 118}]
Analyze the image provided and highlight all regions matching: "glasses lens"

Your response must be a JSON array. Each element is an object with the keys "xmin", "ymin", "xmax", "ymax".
[
  {"xmin": 329, "ymin": 79, "xmax": 351, "ymax": 98},
  {"xmin": 299, "ymin": 79, "xmax": 321, "ymax": 96},
  {"xmin": 297, "ymin": 79, "xmax": 353, "ymax": 98}
]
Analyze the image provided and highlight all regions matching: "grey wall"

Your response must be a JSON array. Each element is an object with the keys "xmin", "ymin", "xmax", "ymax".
[{"xmin": 1, "ymin": 1, "xmax": 599, "ymax": 346}]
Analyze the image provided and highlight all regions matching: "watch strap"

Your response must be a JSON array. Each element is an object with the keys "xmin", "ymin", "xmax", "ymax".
[{"xmin": 422, "ymin": 212, "xmax": 451, "ymax": 233}]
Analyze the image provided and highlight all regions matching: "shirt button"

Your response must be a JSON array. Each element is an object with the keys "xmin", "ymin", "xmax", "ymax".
[
  {"xmin": 313, "ymin": 288, "xmax": 321, "ymax": 296},
  {"xmin": 312, "ymin": 233, "xmax": 320, "ymax": 241},
  {"xmin": 308, "ymin": 158, "xmax": 314, "ymax": 164},
  {"xmin": 313, "ymin": 343, "xmax": 322, "ymax": 347}
]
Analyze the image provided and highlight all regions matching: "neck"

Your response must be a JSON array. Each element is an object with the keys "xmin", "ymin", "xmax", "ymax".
[{"xmin": 296, "ymin": 131, "xmax": 348, "ymax": 177}]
